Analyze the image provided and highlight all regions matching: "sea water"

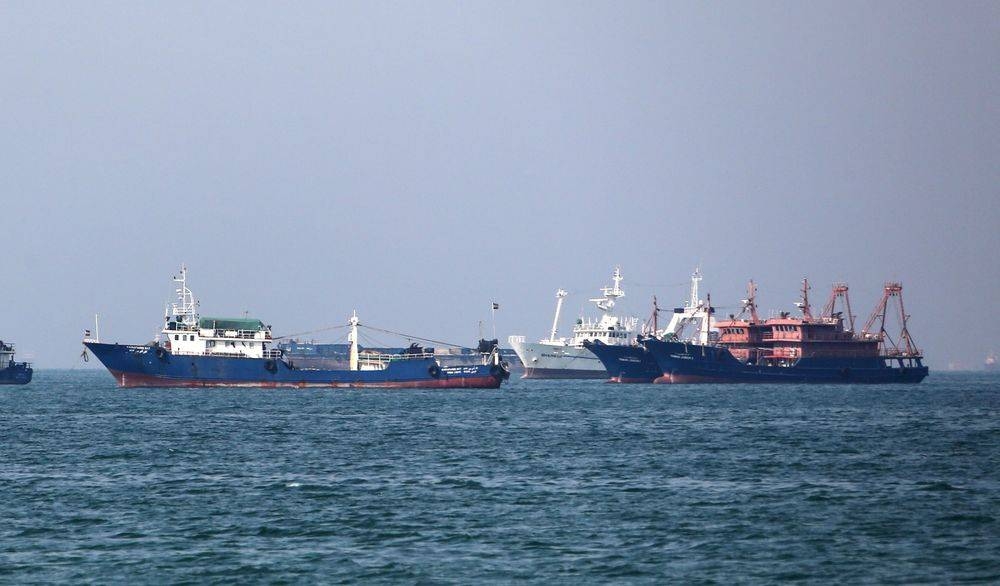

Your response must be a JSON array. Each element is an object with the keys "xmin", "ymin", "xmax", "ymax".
[{"xmin": 2, "ymin": 370, "xmax": 998, "ymax": 583}]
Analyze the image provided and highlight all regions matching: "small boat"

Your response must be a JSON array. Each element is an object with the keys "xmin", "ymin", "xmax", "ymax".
[{"xmin": 0, "ymin": 340, "xmax": 32, "ymax": 385}]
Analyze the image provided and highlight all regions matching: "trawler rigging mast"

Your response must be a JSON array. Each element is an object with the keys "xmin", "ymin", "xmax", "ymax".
[
  {"xmin": 821, "ymin": 283, "xmax": 855, "ymax": 332},
  {"xmin": 861, "ymin": 282, "xmax": 921, "ymax": 357}
]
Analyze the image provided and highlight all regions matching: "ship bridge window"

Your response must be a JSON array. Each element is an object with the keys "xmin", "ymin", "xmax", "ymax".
[{"xmin": 174, "ymin": 335, "xmax": 179, "ymax": 341}]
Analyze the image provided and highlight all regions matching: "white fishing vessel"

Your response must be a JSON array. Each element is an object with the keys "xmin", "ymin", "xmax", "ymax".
[{"xmin": 508, "ymin": 267, "xmax": 638, "ymax": 379}]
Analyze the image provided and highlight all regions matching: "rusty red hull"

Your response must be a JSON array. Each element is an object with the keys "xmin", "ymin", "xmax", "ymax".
[{"xmin": 108, "ymin": 370, "xmax": 503, "ymax": 389}]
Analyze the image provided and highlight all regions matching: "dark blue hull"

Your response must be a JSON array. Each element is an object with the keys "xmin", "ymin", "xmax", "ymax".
[
  {"xmin": 582, "ymin": 340, "xmax": 661, "ymax": 383},
  {"xmin": 641, "ymin": 338, "xmax": 928, "ymax": 384},
  {"xmin": 85, "ymin": 343, "xmax": 506, "ymax": 388},
  {"xmin": 0, "ymin": 363, "xmax": 32, "ymax": 385}
]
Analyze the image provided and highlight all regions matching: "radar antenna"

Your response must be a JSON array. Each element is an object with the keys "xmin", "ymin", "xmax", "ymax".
[{"xmin": 590, "ymin": 266, "xmax": 625, "ymax": 313}]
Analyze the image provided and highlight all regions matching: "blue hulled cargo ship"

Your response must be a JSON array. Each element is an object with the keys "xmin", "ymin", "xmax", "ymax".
[
  {"xmin": 641, "ymin": 280, "xmax": 928, "ymax": 384},
  {"xmin": 0, "ymin": 341, "xmax": 32, "ymax": 385},
  {"xmin": 84, "ymin": 267, "xmax": 509, "ymax": 389}
]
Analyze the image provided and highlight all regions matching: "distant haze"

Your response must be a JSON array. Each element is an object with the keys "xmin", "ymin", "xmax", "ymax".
[{"xmin": 1, "ymin": 2, "xmax": 997, "ymax": 370}]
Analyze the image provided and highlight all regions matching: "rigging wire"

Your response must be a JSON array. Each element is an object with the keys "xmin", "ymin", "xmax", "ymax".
[
  {"xmin": 276, "ymin": 321, "xmax": 467, "ymax": 349},
  {"xmin": 629, "ymin": 281, "xmax": 691, "ymax": 289},
  {"xmin": 359, "ymin": 324, "xmax": 466, "ymax": 349},
  {"xmin": 358, "ymin": 330, "xmax": 390, "ymax": 348},
  {"xmin": 273, "ymin": 323, "xmax": 349, "ymax": 341}
]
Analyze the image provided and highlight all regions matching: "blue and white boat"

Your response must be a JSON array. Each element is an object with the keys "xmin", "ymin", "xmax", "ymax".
[
  {"xmin": 584, "ymin": 268, "xmax": 714, "ymax": 383},
  {"xmin": 0, "ymin": 340, "xmax": 32, "ymax": 385},
  {"xmin": 84, "ymin": 267, "xmax": 509, "ymax": 388}
]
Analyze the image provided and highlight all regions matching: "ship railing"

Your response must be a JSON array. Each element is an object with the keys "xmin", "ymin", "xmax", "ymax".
[
  {"xmin": 178, "ymin": 350, "xmax": 251, "ymax": 358},
  {"xmin": 172, "ymin": 349, "xmax": 284, "ymax": 359},
  {"xmin": 880, "ymin": 349, "xmax": 923, "ymax": 358},
  {"xmin": 200, "ymin": 329, "xmax": 270, "ymax": 340},
  {"xmin": 361, "ymin": 351, "xmax": 438, "ymax": 361},
  {"xmin": 508, "ymin": 335, "xmax": 526, "ymax": 344}
]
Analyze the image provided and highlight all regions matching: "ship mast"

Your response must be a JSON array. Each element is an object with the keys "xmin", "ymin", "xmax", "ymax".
[
  {"xmin": 741, "ymin": 280, "xmax": 759, "ymax": 324},
  {"xmin": 861, "ymin": 282, "xmax": 920, "ymax": 357},
  {"xmin": 590, "ymin": 266, "xmax": 625, "ymax": 313},
  {"xmin": 652, "ymin": 296, "xmax": 659, "ymax": 334},
  {"xmin": 689, "ymin": 267, "xmax": 702, "ymax": 308},
  {"xmin": 700, "ymin": 293, "xmax": 712, "ymax": 344},
  {"xmin": 549, "ymin": 289, "xmax": 568, "ymax": 342},
  {"xmin": 796, "ymin": 278, "xmax": 813, "ymax": 320},
  {"xmin": 821, "ymin": 283, "xmax": 855, "ymax": 331},
  {"xmin": 171, "ymin": 264, "xmax": 198, "ymax": 328},
  {"xmin": 348, "ymin": 310, "xmax": 360, "ymax": 370}
]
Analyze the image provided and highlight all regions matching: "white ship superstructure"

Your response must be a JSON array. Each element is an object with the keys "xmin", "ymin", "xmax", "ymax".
[
  {"xmin": 154, "ymin": 266, "xmax": 281, "ymax": 360},
  {"xmin": 509, "ymin": 267, "xmax": 638, "ymax": 379},
  {"xmin": 655, "ymin": 267, "xmax": 716, "ymax": 344}
]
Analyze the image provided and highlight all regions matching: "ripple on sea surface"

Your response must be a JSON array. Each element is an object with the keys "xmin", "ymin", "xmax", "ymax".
[{"xmin": 0, "ymin": 371, "xmax": 999, "ymax": 582}]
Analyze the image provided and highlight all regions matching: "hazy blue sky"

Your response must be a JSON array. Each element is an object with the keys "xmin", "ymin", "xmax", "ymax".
[{"xmin": 2, "ymin": 2, "xmax": 997, "ymax": 369}]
